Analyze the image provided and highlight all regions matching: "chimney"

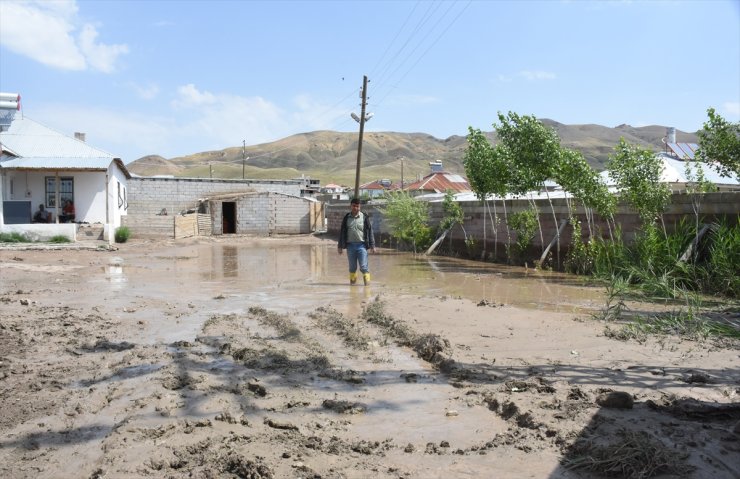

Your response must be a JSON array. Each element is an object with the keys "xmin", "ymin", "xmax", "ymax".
[{"xmin": 74, "ymin": 132, "xmax": 86, "ymax": 142}]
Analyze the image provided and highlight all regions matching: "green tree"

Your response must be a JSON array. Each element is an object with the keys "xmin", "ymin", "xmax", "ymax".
[
  {"xmin": 696, "ymin": 107, "xmax": 740, "ymax": 179},
  {"xmin": 439, "ymin": 190, "xmax": 464, "ymax": 233},
  {"xmin": 379, "ymin": 191, "xmax": 431, "ymax": 253},
  {"xmin": 607, "ymin": 138, "xmax": 670, "ymax": 227},
  {"xmin": 463, "ymin": 127, "xmax": 513, "ymax": 259}
]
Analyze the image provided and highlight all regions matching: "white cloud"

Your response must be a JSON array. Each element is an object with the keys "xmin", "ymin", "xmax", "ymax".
[
  {"xmin": 31, "ymin": 85, "xmax": 360, "ymax": 161},
  {"xmin": 519, "ymin": 70, "xmax": 557, "ymax": 81},
  {"xmin": 172, "ymin": 84, "xmax": 218, "ymax": 108},
  {"xmin": 128, "ymin": 82, "xmax": 160, "ymax": 100},
  {"xmin": 723, "ymin": 101, "xmax": 740, "ymax": 117},
  {"xmin": 0, "ymin": 0, "xmax": 127, "ymax": 73},
  {"xmin": 78, "ymin": 24, "xmax": 129, "ymax": 73},
  {"xmin": 497, "ymin": 74, "xmax": 514, "ymax": 82}
]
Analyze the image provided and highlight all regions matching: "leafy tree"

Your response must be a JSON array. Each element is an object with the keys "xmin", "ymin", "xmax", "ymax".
[
  {"xmin": 696, "ymin": 107, "xmax": 740, "ymax": 179},
  {"xmin": 379, "ymin": 191, "xmax": 431, "ymax": 253},
  {"xmin": 508, "ymin": 206, "xmax": 539, "ymax": 262},
  {"xmin": 493, "ymin": 112, "xmax": 561, "ymax": 195},
  {"xmin": 439, "ymin": 190, "xmax": 464, "ymax": 233},
  {"xmin": 607, "ymin": 138, "xmax": 670, "ymax": 228},
  {"xmin": 463, "ymin": 127, "xmax": 513, "ymax": 258}
]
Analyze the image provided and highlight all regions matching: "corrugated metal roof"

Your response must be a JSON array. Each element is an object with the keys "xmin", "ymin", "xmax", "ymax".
[
  {"xmin": 0, "ymin": 116, "xmax": 115, "ymax": 159},
  {"xmin": 600, "ymin": 153, "xmax": 738, "ymax": 185},
  {"xmin": 0, "ymin": 155, "xmax": 115, "ymax": 170},
  {"xmin": 406, "ymin": 171, "xmax": 471, "ymax": 194}
]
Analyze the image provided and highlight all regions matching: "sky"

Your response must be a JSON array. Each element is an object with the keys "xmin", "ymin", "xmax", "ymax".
[{"xmin": 1, "ymin": 0, "xmax": 738, "ymax": 165}]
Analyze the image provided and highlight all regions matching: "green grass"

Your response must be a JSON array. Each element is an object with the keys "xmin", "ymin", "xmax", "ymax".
[
  {"xmin": 49, "ymin": 235, "xmax": 71, "ymax": 243},
  {"xmin": 0, "ymin": 232, "xmax": 31, "ymax": 243},
  {"xmin": 114, "ymin": 226, "xmax": 131, "ymax": 243}
]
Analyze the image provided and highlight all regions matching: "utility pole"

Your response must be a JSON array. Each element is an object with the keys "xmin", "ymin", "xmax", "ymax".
[
  {"xmin": 353, "ymin": 75, "xmax": 368, "ymax": 200},
  {"xmin": 242, "ymin": 140, "xmax": 246, "ymax": 179},
  {"xmin": 209, "ymin": 163, "xmax": 213, "ymax": 179},
  {"xmin": 400, "ymin": 156, "xmax": 404, "ymax": 189}
]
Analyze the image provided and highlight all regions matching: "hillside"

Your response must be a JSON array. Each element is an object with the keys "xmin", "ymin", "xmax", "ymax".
[{"xmin": 126, "ymin": 122, "xmax": 699, "ymax": 186}]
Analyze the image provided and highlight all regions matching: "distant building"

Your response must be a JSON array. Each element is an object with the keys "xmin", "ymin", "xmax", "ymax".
[
  {"xmin": 359, "ymin": 179, "xmax": 392, "ymax": 199},
  {"xmin": 404, "ymin": 161, "xmax": 471, "ymax": 197}
]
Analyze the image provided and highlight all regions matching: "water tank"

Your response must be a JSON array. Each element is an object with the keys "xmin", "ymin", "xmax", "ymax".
[{"xmin": 666, "ymin": 127, "xmax": 676, "ymax": 144}]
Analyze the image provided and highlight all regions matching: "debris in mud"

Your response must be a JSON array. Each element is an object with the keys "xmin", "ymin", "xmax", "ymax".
[
  {"xmin": 683, "ymin": 371, "xmax": 713, "ymax": 384},
  {"xmin": 477, "ymin": 299, "xmax": 503, "ymax": 307},
  {"xmin": 320, "ymin": 368, "xmax": 365, "ymax": 384},
  {"xmin": 215, "ymin": 411, "xmax": 249, "ymax": 425},
  {"xmin": 351, "ymin": 439, "xmax": 391, "ymax": 455},
  {"xmin": 412, "ymin": 334, "xmax": 450, "ymax": 362},
  {"xmin": 170, "ymin": 340, "xmax": 193, "ymax": 348},
  {"xmin": 222, "ymin": 454, "xmax": 273, "ymax": 479},
  {"xmin": 322, "ymin": 399, "xmax": 366, "ymax": 414},
  {"xmin": 400, "ymin": 372, "xmax": 419, "ymax": 383},
  {"xmin": 264, "ymin": 418, "xmax": 299, "ymax": 431},
  {"xmin": 596, "ymin": 391, "xmax": 634, "ymax": 409},
  {"xmin": 83, "ymin": 339, "xmax": 136, "ymax": 352},
  {"xmin": 646, "ymin": 394, "xmax": 740, "ymax": 420},
  {"xmin": 562, "ymin": 429, "xmax": 693, "ymax": 478},
  {"xmin": 247, "ymin": 381, "xmax": 267, "ymax": 397}
]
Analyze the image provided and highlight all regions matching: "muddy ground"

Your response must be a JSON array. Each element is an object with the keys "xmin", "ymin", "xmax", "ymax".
[{"xmin": 0, "ymin": 235, "xmax": 738, "ymax": 479}]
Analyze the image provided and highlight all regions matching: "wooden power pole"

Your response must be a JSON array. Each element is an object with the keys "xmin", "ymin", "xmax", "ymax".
[{"xmin": 353, "ymin": 75, "xmax": 368, "ymax": 200}]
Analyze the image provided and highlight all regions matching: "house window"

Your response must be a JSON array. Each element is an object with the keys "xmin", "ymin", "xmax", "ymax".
[{"xmin": 45, "ymin": 176, "xmax": 74, "ymax": 208}]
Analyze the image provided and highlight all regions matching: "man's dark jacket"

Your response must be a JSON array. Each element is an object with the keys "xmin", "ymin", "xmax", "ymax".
[{"xmin": 338, "ymin": 211, "xmax": 375, "ymax": 250}]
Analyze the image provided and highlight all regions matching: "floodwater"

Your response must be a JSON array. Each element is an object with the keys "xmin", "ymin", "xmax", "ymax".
[{"xmin": 48, "ymin": 241, "xmax": 604, "ymax": 348}]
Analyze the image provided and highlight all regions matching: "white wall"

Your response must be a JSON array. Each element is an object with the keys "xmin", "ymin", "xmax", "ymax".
[{"xmin": 108, "ymin": 163, "xmax": 128, "ymax": 228}]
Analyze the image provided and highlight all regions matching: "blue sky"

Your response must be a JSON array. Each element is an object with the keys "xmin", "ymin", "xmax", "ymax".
[{"xmin": 1, "ymin": 0, "xmax": 738, "ymax": 164}]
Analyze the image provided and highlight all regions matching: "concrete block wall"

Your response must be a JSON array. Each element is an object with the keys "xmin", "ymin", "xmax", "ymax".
[
  {"xmin": 125, "ymin": 177, "xmax": 302, "ymax": 238},
  {"xmin": 326, "ymin": 191, "xmax": 740, "ymax": 261},
  {"xmin": 237, "ymin": 193, "xmax": 270, "ymax": 235},
  {"xmin": 270, "ymin": 195, "xmax": 311, "ymax": 234}
]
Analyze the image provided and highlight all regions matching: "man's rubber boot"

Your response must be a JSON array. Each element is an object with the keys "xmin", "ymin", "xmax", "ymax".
[
  {"xmin": 363, "ymin": 273, "xmax": 371, "ymax": 285},
  {"xmin": 350, "ymin": 272, "xmax": 357, "ymax": 285}
]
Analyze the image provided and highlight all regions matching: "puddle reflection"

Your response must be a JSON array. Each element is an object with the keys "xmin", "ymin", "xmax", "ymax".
[{"xmin": 92, "ymin": 242, "xmax": 603, "ymax": 318}]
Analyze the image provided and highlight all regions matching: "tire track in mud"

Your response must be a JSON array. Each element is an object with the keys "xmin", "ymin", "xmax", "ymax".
[{"xmin": 84, "ymin": 298, "xmax": 517, "ymax": 478}]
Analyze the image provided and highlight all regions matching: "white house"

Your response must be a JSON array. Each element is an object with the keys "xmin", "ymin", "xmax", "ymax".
[{"xmin": 0, "ymin": 115, "xmax": 131, "ymax": 241}]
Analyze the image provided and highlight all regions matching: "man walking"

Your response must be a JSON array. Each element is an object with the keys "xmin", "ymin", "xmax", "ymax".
[{"xmin": 338, "ymin": 198, "xmax": 376, "ymax": 285}]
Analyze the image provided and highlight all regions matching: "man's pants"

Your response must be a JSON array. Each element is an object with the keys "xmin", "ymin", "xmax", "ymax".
[{"xmin": 346, "ymin": 242, "xmax": 369, "ymax": 274}]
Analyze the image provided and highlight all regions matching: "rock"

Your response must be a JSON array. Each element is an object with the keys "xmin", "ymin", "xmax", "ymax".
[{"xmin": 20, "ymin": 299, "xmax": 29, "ymax": 306}]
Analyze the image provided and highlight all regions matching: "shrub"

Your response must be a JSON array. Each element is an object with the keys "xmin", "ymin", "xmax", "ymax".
[{"xmin": 115, "ymin": 226, "xmax": 131, "ymax": 243}]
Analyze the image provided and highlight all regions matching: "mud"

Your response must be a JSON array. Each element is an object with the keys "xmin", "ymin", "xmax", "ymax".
[{"xmin": 0, "ymin": 234, "xmax": 738, "ymax": 478}]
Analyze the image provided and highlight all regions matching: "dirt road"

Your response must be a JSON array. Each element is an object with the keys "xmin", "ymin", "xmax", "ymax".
[{"xmin": 1, "ymin": 235, "xmax": 738, "ymax": 478}]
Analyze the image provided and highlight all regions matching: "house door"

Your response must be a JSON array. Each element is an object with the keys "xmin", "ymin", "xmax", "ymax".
[{"xmin": 222, "ymin": 202, "xmax": 236, "ymax": 234}]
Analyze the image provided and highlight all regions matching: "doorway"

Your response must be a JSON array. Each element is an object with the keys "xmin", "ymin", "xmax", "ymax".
[{"xmin": 222, "ymin": 201, "xmax": 236, "ymax": 234}]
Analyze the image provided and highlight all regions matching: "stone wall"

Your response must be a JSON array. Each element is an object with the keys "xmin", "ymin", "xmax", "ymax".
[{"xmin": 326, "ymin": 191, "xmax": 740, "ymax": 263}]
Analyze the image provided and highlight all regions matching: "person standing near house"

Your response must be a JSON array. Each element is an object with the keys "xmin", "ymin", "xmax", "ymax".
[
  {"xmin": 60, "ymin": 199, "xmax": 75, "ymax": 223},
  {"xmin": 338, "ymin": 198, "xmax": 376, "ymax": 285},
  {"xmin": 33, "ymin": 204, "xmax": 49, "ymax": 223}
]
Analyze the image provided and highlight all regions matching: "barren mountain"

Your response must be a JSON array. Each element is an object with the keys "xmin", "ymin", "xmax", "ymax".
[{"xmin": 127, "ymin": 122, "xmax": 699, "ymax": 186}]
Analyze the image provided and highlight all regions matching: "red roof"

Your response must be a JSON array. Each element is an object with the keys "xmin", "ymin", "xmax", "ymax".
[{"xmin": 405, "ymin": 171, "xmax": 471, "ymax": 194}]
